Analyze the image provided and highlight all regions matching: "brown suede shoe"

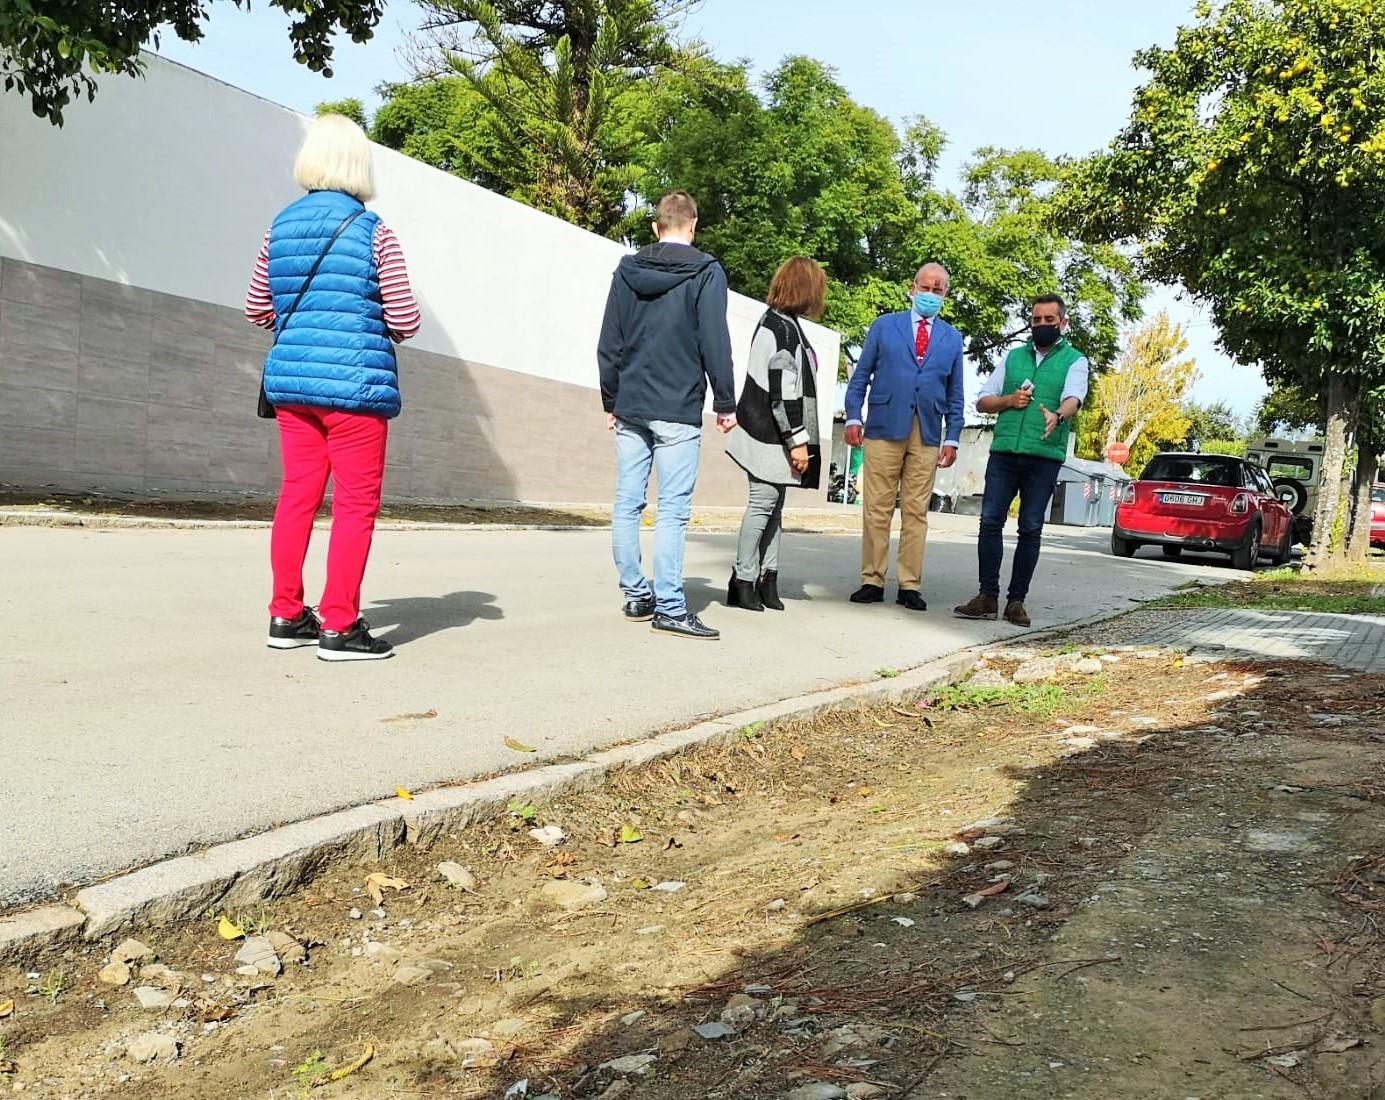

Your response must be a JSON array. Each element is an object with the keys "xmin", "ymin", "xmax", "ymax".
[
  {"xmin": 1003, "ymin": 601, "xmax": 1031, "ymax": 627},
  {"xmin": 953, "ymin": 593, "xmax": 999, "ymax": 620}
]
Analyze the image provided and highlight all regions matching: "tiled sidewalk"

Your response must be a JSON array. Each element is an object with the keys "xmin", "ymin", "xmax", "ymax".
[{"xmin": 1074, "ymin": 607, "xmax": 1385, "ymax": 672}]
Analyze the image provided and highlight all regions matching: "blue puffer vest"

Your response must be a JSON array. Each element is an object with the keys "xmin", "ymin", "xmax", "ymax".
[{"xmin": 262, "ymin": 189, "xmax": 401, "ymax": 418}]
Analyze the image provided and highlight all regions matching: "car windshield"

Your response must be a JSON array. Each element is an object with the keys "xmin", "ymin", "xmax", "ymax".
[
  {"xmin": 1373, "ymin": 486, "xmax": 1385, "ymax": 504},
  {"xmin": 1140, "ymin": 455, "xmax": 1239, "ymax": 487}
]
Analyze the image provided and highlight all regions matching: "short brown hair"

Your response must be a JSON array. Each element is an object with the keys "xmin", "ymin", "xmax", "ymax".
[
  {"xmin": 766, "ymin": 257, "xmax": 828, "ymax": 319},
  {"xmin": 655, "ymin": 191, "xmax": 698, "ymax": 232}
]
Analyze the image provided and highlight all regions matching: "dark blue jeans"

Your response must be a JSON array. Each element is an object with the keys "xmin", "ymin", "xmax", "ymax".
[{"xmin": 978, "ymin": 451, "xmax": 1063, "ymax": 603}]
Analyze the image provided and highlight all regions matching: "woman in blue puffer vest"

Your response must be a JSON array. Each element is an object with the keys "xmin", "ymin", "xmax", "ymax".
[{"xmin": 245, "ymin": 114, "xmax": 422, "ymax": 662}]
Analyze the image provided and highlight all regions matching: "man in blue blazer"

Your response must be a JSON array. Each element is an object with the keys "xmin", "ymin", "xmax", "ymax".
[{"xmin": 843, "ymin": 263, "xmax": 966, "ymax": 610}]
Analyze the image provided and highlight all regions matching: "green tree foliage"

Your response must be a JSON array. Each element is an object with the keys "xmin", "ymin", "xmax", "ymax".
[
  {"xmin": 1182, "ymin": 400, "xmax": 1245, "ymax": 447},
  {"xmin": 1254, "ymin": 383, "xmax": 1325, "ymax": 436},
  {"xmin": 1, "ymin": 0, "xmax": 383, "ymax": 125},
  {"xmin": 1062, "ymin": 0, "xmax": 1385, "ymax": 566},
  {"xmin": 404, "ymin": 0, "xmax": 696, "ymax": 237},
  {"xmin": 316, "ymin": 98, "xmax": 369, "ymax": 128}
]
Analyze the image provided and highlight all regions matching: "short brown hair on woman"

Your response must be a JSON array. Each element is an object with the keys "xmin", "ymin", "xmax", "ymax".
[{"xmin": 766, "ymin": 257, "xmax": 827, "ymax": 320}]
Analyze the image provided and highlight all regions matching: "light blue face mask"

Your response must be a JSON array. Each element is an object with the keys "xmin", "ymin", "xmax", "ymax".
[{"xmin": 913, "ymin": 292, "xmax": 943, "ymax": 318}]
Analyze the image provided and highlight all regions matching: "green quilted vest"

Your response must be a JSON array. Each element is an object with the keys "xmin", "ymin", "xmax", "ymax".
[{"xmin": 990, "ymin": 339, "xmax": 1083, "ymax": 462}]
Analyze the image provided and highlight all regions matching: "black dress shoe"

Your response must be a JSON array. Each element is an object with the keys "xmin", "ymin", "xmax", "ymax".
[
  {"xmin": 849, "ymin": 584, "xmax": 885, "ymax": 604},
  {"xmin": 758, "ymin": 570, "xmax": 784, "ymax": 611},
  {"xmin": 651, "ymin": 612, "xmax": 720, "ymax": 640},
  {"xmin": 623, "ymin": 596, "xmax": 655, "ymax": 621},
  {"xmin": 896, "ymin": 589, "xmax": 928, "ymax": 612},
  {"xmin": 727, "ymin": 570, "xmax": 764, "ymax": 612}
]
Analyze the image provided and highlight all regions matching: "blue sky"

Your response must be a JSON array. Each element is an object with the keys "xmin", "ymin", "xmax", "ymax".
[{"xmin": 154, "ymin": 0, "xmax": 1265, "ymax": 415}]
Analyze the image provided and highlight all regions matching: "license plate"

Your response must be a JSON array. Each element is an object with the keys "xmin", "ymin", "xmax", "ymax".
[{"xmin": 1160, "ymin": 492, "xmax": 1206, "ymax": 506}]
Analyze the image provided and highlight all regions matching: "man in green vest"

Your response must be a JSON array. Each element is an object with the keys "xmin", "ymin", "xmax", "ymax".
[{"xmin": 954, "ymin": 294, "xmax": 1089, "ymax": 627}]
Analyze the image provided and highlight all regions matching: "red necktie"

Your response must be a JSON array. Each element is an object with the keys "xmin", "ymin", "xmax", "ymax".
[{"xmin": 915, "ymin": 317, "xmax": 930, "ymax": 363}]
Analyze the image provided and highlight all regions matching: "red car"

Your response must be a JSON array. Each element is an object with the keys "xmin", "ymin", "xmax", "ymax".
[
  {"xmin": 1372, "ymin": 484, "xmax": 1385, "ymax": 549},
  {"xmin": 1112, "ymin": 452, "xmax": 1294, "ymax": 570}
]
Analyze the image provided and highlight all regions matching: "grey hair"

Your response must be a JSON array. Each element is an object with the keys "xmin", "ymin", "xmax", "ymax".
[{"xmin": 915, "ymin": 262, "xmax": 951, "ymax": 291}]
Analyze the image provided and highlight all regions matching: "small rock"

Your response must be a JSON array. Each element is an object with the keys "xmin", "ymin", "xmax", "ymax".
[
  {"xmin": 846, "ymin": 1086, "xmax": 886, "ymax": 1100},
  {"xmin": 348, "ymin": 908, "xmax": 363, "ymax": 920},
  {"xmin": 541, "ymin": 880, "xmax": 608, "ymax": 911},
  {"xmin": 1015, "ymin": 893, "xmax": 1051, "ymax": 910},
  {"xmin": 111, "ymin": 939, "xmax": 154, "ymax": 966},
  {"xmin": 133, "ymin": 986, "xmax": 174, "ymax": 1010},
  {"xmin": 693, "ymin": 1022, "xmax": 736, "ymax": 1041},
  {"xmin": 944, "ymin": 841, "xmax": 972, "ymax": 857},
  {"xmin": 528, "ymin": 826, "xmax": 568, "ymax": 847},
  {"xmin": 266, "ymin": 932, "xmax": 306, "ymax": 965},
  {"xmin": 651, "ymin": 881, "xmax": 686, "ymax": 893},
  {"xmin": 819, "ymin": 1023, "xmax": 894, "ymax": 1059},
  {"xmin": 973, "ymin": 836, "xmax": 1005, "ymax": 852},
  {"xmin": 1074, "ymin": 658, "xmax": 1104, "ymax": 675},
  {"xmin": 892, "ymin": 917, "xmax": 916, "ymax": 928},
  {"xmin": 394, "ymin": 966, "xmax": 435, "ymax": 987},
  {"xmin": 234, "ymin": 937, "xmax": 282, "ymax": 977},
  {"xmin": 437, "ymin": 862, "xmax": 477, "ymax": 891},
  {"xmin": 720, "ymin": 993, "xmax": 763, "ymax": 1032},
  {"xmin": 787, "ymin": 1083, "xmax": 847, "ymax": 1100},
  {"xmin": 138, "ymin": 964, "xmax": 182, "ymax": 989},
  {"xmin": 235, "ymin": 965, "xmax": 259, "ymax": 977},
  {"xmin": 421, "ymin": 1037, "xmax": 458, "ymax": 1061},
  {"xmin": 962, "ymin": 893, "xmax": 988, "ymax": 909},
  {"xmin": 125, "ymin": 1032, "xmax": 179, "ymax": 1063},
  {"xmin": 967, "ymin": 669, "xmax": 1009, "ymax": 689},
  {"xmin": 659, "ymin": 1028, "xmax": 696, "ymax": 1055},
  {"xmin": 489, "ymin": 1018, "xmax": 529, "ymax": 1038},
  {"xmin": 765, "ymin": 898, "xmax": 787, "ymax": 912},
  {"xmin": 601, "ymin": 1054, "xmax": 657, "ymax": 1075},
  {"xmin": 1079, "ymin": 837, "xmax": 1099, "ymax": 850},
  {"xmin": 985, "ymin": 860, "xmax": 1016, "ymax": 872},
  {"xmin": 1013, "ymin": 658, "xmax": 1060, "ymax": 684},
  {"xmin": 621, "ymin": 1011, "xmax": 646, "ymax": 1028},
  {"xmin": 1100, "ymin": 654, "xmax": 1121, "ymax": 664},
  {"xmin": 98, "ymin": 962, "xmax": 132, "ymax": 987},
  {"xmin": 600, "ymin": 1083, "xmax": 632, "ymax": 1099},
  {"xmin": 454, "ymin": 1037, "xmax": 498, "ymax": 1069},
  {"xmin": 364, "ymin": 941, "xmax": 402, "ymax": 962},
  {"xmin": 635, "ymin": 925, "xmax": 665, "ymax": 936}
]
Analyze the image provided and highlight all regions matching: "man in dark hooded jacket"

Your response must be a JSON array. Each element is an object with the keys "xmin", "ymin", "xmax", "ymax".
[{"xmin": 598, "ymin": 191, "xmax": 737, "ymax": 640}]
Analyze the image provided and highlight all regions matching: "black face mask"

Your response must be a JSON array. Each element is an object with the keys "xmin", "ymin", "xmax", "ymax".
[{"xmin": 1032, "ymin": 324, "xmax": 1062, "ymax": 349}]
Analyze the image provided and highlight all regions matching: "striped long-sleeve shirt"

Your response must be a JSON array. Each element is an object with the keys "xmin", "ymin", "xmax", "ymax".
[{"xmin": 244, "ymin": 223, "xmax": 422, "ymax": 341}]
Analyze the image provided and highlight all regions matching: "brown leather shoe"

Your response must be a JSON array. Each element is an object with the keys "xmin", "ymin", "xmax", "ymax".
[
  {"xmin": 1003, "ymin": 601, "xmax": 1031, "ymax": 627},
  {"xmin": 953, "ymin": 593, "xmax": 998, "ymax": 620}
]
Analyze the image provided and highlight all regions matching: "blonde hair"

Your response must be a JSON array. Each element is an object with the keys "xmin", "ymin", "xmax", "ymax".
[{"xmin": 293, "ymin": 114, "xmax": 376, "ymax": 201}]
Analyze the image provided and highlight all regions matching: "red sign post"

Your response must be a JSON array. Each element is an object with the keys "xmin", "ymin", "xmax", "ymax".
[{"xmin": 1106, "ymin": 442, "xmax": 1131, "ymax": 465}]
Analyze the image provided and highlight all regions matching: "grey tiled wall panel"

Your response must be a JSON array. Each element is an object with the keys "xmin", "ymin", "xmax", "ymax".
[{"xmin": 0, "ymin": 258, "xmax": 772, "ymax": 507}]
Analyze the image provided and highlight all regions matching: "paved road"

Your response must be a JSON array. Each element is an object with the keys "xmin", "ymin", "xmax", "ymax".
[{"xmin": 0, "ymin": 516, "xmax": 1232, "ymax": 907}]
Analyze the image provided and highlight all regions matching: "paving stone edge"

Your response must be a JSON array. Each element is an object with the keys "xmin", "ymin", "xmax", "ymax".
[{"xmin": 0, "ymin": 646, "xmax": 983, "ymax": 967}]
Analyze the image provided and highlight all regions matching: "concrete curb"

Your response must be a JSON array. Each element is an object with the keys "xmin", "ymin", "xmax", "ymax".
[
  {"xmin": 0, "ymin": 510, "xmax": 858, "ymax": 537},
  {"xmin": 0, "ymin": 648, "xmax": 976, "ymax": 966}
]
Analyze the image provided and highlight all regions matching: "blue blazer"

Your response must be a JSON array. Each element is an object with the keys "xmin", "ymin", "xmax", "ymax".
[{"xmin": 844, "ymin": 311, "xmax": 966, "ymax": 445}]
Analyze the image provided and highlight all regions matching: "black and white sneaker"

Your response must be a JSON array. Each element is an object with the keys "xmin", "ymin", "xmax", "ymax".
[
  {"xmin": 267, "ymin": 607, "xmax": 322, "ymax": 649},
  {"xmin": 651, "ymin": 612, "xmax": 720, "ymax": 640},
  {"xmin": 317, "ymin": 618, "xmax": 395, "ymax": 662},
  {"xmin": 623, "ymin": 596, "xmax": 656, "ymax": 621}
]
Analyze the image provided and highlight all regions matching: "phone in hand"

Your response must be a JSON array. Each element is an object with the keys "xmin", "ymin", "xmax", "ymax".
[{"xmin": 1020, "ymin": 379, "xmax": 1035, "ymax": 392}]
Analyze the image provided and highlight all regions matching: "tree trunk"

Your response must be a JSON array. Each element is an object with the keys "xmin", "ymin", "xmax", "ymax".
[
  {"xmin": 1307, "ymin": 374, "xmax": 1358, "ymax": 570},
  {"xmin": 1345, "ymin": 400, "xmax": 1378, "ymax": 563}
]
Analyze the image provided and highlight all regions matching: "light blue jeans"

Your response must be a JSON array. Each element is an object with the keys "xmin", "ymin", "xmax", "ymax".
[{"xmin": 613, "ymin": 417, "xmax": 703, "ymax": 617}]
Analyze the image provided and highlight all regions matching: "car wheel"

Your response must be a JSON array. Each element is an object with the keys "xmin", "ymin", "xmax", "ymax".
[
  {"xmin": 1231, "ymin": 522, "xmax": 1261, "ymax": 571},
  {"xmin": 1273, "ymin": 478, "xmax": 1309, "ymax": 514},
  {"xmin": 1111, "ymin": 532, "xmax": 1138, "ymax": 558},
  {"xmin": 1161, "ymin": 545, "xmax": 1183, "ymax": 560}
]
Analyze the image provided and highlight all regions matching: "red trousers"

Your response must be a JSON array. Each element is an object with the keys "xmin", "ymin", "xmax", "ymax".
[{"xmin": 270, "ymin": 405, "xmax": 388, "ymax": 632}]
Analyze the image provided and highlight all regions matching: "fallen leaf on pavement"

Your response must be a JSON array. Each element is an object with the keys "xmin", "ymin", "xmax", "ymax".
[
  {"xmin": 382, "ymin": 709, "xmax": 438, "ymax": 723},
  {"xmin": 199, "ymin": 1006, "xmax": 236, "ymax": 1023},
  {"xmin": 975, "ymin": 881, "xmax": 1010, "ymax": 898},
  {"xmin": 365, "ymin": 874, "xmax": 411, "ymax": 906},
  {"xmin": 0, "ymin": 998, "xmax": 13, "ymax": 1018},
  {"xmin": 1319, "ymin": 1036, "xmax": 1362, "ymax": 1054},
  {"xmin": 504, "ymin": 737, "xmax": 537, "ymax": 753},
  {"xmin": 313, "ymin": 1042, "xmax": 374, "ymax": 1087},
  {"xmin": 395, "ymin": 787, "xmax": 414, "ymax": 801},
  {"xmin": 790, "ymin": 744, "xmax": 807, "ymax": 762},
  {"xmin": 858, "ymin": 786, "xmax": 873, "ymax": 798},
  {"xmin": 619, "ymin": 825, "xmax": 645, "ymax": 844},
  {"xmin": 216, "ymin": 916, "xmax": 246, "ymax": 941}
]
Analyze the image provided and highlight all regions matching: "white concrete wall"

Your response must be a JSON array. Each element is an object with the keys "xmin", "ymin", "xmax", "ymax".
[{"xmin": 0, "ymin": 54, "xmax": 839, "ymax": 441}]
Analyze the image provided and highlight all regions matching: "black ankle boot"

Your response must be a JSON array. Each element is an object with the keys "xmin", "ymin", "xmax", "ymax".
[
  {"xmin": 727, "ymin": 569, "xmax": 764, "ymax": 611},
  {"xmin": 758, "ymin": 570, "xmax": 784, "ymax": 611}
]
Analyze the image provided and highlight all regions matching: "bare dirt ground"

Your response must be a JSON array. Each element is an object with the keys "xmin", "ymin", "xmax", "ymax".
[{"xmin": 2, "ymin": 636, "xmax": 1382, "ymax": 1100}]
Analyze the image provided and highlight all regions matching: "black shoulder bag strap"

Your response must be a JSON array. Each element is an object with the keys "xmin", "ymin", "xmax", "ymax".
[{"xmin": 257, "ymin": 209, "xmax": 366, "ymax": 419}]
